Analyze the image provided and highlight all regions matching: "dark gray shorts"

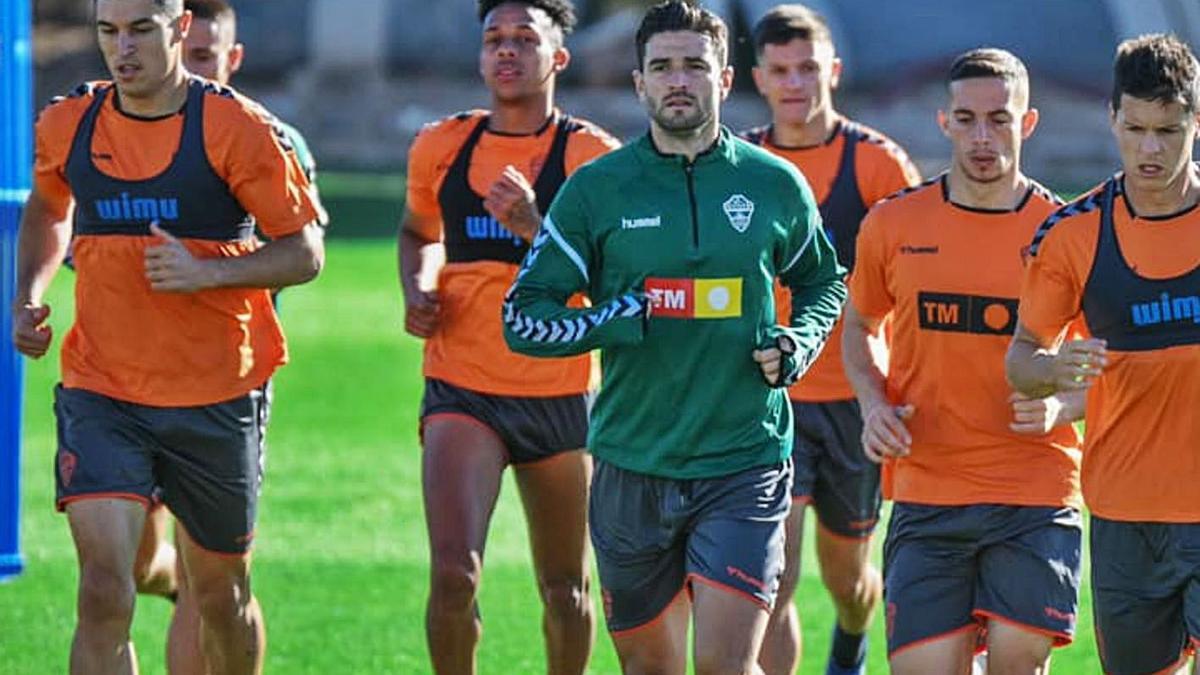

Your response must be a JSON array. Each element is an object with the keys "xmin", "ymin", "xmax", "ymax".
[
  {"xmin": 883, "ymin": 503, "xmax": 1082, "ymax": 657},
  {"xmin": 1091, "ymin": 517, "xmax": 1200, "ymax": 675},
  {"xmin": 54, "ymin": 384, "xmax": 267, "ymax": 554},
  {"xmin": 589, "ymin": 459, "xmax": 792, "ymax": 634},
  {"xmin": 420, "ymin": 378, "xmax": 588, "ymax": 464},
  {"xmin": 790, "ymin": 399, "xmax": 881, "ymax": 537}
]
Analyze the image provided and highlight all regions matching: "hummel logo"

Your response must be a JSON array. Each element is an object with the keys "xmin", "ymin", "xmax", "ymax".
[
  {"xmin": 900, "ymin": 245, "xmax": 939, "ymax": 255},
  {"xmin": 622, "ymin": 215, "xmax": 661, "ymax": 230}
]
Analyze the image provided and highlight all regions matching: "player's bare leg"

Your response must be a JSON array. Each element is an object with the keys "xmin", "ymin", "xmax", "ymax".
[
  {"xmin": 66, "ymin": 498, "xmax": 147, "ymax": 675},
  {"xmin": 176, "ymin": 527, "xmax": 264, "ymax": 675},
  {"xmin": 984, "ymin": 620, "xmax": 1052, "ymax": 674},
  {"xmin": 422, "ymin": 416, "xmax": 508, "ymax": 675},
  {"xmin": 166, "ymin": 532, "xmax": 207, "ymax": 675},
  {"xmin": 816, "ymin": 523, "xmax": 881, "ymax": 671},
  {"xmin": 889, "ymin": 627, "xmax": 978, "ymax": 675},
  {"xmin": 693, "ymin": 581, "xmax": 771, "ymax": 675},
  {"xmin": 514, "ymin": 449, "xmax": 594, "ymax": 675},
  {"xmin": 759, "ymin": 502, "xmax": 806, "ymax": 674},
  {"xmin": 610, "ymin": 590, "xmax": 691, "ymax": 675},
  {"xmin": 132, "ymin": 505, "xmax": 177, "ymax": 600}
]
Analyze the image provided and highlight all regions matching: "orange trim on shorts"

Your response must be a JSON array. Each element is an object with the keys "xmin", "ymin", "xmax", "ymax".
[
  {"xmin": 973, "ymin": 609, "xmax": 1073, "ymax": 647},
  {"xmin": 57, "ymin": 492, "xmax": 152, "ymax": 513},
  {"xmin": 815, "ymin": 519, "xmax": 874, "ymax": 543},
  {"xmin": 608, "ymin": 586, "xmax": 689, "ymax": 639},
  {"xmin": 516, "ymin": 446, "xmax": 588, "ymax": 469},
  {"xmin": 685, "ymin": 572, "xmax": 771, "ymax": 612},
  {"xmin": 1144, "ymin": 651, "xmax": 1191, "ymax": 675},
  {"xmin": 792, "ymin": 494, "xmax": 814, "ymax": 505},
  {"xmin": 888, "ymin": 623, "xmax": 978, "ymax": 658}
]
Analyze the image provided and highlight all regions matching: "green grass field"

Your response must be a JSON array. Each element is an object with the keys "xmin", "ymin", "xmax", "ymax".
[{"xmin": 1, "ymin": 235, "xmax": 1105, "ymax": 673}]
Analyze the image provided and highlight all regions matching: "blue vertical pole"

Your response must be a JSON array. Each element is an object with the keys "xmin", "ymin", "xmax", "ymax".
[{"xmin": 0, "ymin": 0, "xmax": 31, "ymax": 582}]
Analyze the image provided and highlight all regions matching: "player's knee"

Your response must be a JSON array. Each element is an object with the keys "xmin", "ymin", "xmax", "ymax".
[
  {"xmin": 539, "ymin": 575, "xmax": 590, "ymax": 619},
  {"xmin": 988, "ymin": 633, "xmax": 1052, "ymax": 674},
  {"xmin": 822, "ymin": 561, "xmax": 877, "ymax": 608},
  {"xmin": 429, "ymin": 558, "xmax": 483, "ymax": 612},
  {"xmin": 189, "ymin": 572, "xmax": 251, "ymax": 625},
  {"xmin": 78, "ymin": 565, "xmax": 136, "ymax": 626}
]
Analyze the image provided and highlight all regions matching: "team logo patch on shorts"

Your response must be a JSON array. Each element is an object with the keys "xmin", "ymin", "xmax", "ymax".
[
  {"xmin": 645, "ymin": 277, "xmax": 743, "ymax": 319},
  {"xmin": 58, "ymin": 449, "xmax": 77, "ymax": 487}
]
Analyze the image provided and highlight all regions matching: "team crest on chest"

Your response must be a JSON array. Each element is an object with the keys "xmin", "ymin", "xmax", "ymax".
[{"xmin": 723, "ymin": 194, "xmax": 754, "ymax": 233}]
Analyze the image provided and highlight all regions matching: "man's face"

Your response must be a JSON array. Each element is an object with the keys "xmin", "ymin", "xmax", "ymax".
[
  {"xmin": 95, "ymin": 0, "xmax": 189, "ymax": 99},
  {"xmin": 939, "ymin": 77, "xmax": 1037, "ymax": 185},
  {"xmin": 752, "ymin": 38, "xmax": 841, "ymax": 128},
  {"xmin": 479, "ymin": 2, "xmax": 568, "ymax": 103},
  {"xmin": 634, "ymin": 31, "xmax": 732, "ymax": 135},
  {"xmin": 183, "ymin": 16, "xmax": 242, "ymax": 85},
  {"xmin": 1112, "ymin": 94, "xmax": 1199, "ymax": 194}
]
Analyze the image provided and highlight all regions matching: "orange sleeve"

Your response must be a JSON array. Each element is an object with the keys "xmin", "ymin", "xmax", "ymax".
[
  {"xmin": 1017, "ymin": 220, "xmax": 1093, "ymax": 345},
  {"xmin": 207, "ymin": 96, "xmax": 326, "ymax": 239},
  {"xmin": 33, "ymin": 97, "xmax": 88, "ymax": 220},
  {"xmin": 403, "ymin": 121, "xmax": 453, "ymax": 241},
  {"xmin": 857, "ymin": 141, "xmax": 921, "ymax": 206},
  {"xmin": 564, "ymin": 125, "xmax": 621, "ymax": 174},
  {"xmin": 848, "ymin": 207, "xmax": 894, "ymax": 320}
]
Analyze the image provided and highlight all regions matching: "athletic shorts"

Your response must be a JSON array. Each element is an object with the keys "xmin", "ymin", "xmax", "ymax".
[
  {"xmin": 589, "ymin": 458, "xmax": 792, "ymax": 634},
  {"xmin": 1091, "ymin": 517, "xmax": 1200, "ymax": 675},
  {"xmin": 419, "ymin": 378, "xmax": 588, "ymax": 464},
  {"xmin": 54, "ymin": 384, "xmax": 267, "ymax": 554},
  {"xmin": 790, "ymin": 398, "xmax": 880, "ymax": 537},
  {"xmin": 883, "ymin": 503, "xmax": 1082, "ymax": 657}
]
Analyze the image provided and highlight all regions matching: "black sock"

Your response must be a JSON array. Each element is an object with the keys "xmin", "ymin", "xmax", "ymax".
[{"xmin": 831, "ymin": 624, "xmax": 867, "ymax": 668}]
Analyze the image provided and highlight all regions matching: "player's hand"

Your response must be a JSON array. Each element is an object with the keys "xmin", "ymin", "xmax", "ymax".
[
  {"xmin": 1009, "ymin": 392, "xmax": 1066, "ymax": 435},
  {"xmin": 483, "ymin": 165, "xmax": 540, "ymax": 241},
  {"xmin": 404, "ymin": 288, "xmax": 440, "ymax": 338},
  {"xmin": 752, "ymin": 334, "xmax": 798, "ymax": 387},
  {"xmin": 1049, "ymin": 338, "xmax": 1107, "ymax": 391},
  {"xmin": 862, "ymin": 403, "xmax": 915, "ymax": 463},
  {"xmin": 144, "ymin": 222, "xmax": 214, "ymax": 293},
  {"xmin": 12, "ymin": 303, "xmax": 53, "ymax": 359}
]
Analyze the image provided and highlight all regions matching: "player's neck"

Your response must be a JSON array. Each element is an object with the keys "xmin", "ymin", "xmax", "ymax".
[
  {"xmin": 650, "ymin": 116, "xmax": 721, "ymax": 162},
  {"xmin": 771, "ymin": 109, "xmax": 839, "ymax": 148},
  {"xmin": 116, "ymin": 65, "xmax": 189, "ymax": 119},
  {"xmin": 489, "ymin": 91, "xmax": 556, "ymax": 135},
  {"xmin": 946, "ymin": 166, "xmax": 1029, "ymax": 211},
  {"xmin": 1124, "ymin": 163, "xmax": 1200, "ymax": 218}
]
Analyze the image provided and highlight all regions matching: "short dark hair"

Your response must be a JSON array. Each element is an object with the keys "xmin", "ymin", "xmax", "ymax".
[
  {"xmin": 1112, "ymin": 34, "xmax": 1200, "ymax": 113},
  {"xmin": 947, "ymin": 48, "xmax": 1030, "ymax": 108},
  {"xmin": 95, "ymin": 0, "xmax": 184, "ymax": 17},
  {"xmin": 636, "ymin": 0, "xmax": 728, "ymax": 70},
  {"xmin": 477, "ymin": 0, "xmax": 577, "ymax": 35},
  {"xmin": 752, "ymin": 4, "xmax": 831, "ymax": 57},
  {"xmin": 185, "ymin": 0, "xmax": 235, "ymax": 24}
]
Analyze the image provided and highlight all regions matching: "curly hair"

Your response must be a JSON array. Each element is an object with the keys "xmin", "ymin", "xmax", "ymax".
[
  {"xmin": 477, "ymin": 0, "xmax": 578, "ymax": 35},
  {"xmin": 1113, "ymin": 34, "xmax": 1200, "ymax": 113}
]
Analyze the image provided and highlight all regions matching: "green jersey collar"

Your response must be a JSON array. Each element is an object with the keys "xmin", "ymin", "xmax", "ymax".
[{"xmin": 635, "ymin": 126, "xmax": 737, "ymax": 166}]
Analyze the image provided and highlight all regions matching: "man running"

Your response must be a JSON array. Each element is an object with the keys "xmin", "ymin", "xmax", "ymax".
[
  {"xmin": 398, "ymin": 2, "xmax": 619, "ymax": 673},
  {"xmin": 742, "ymin": 5, "xmax": 921, "ymax": 673},
  {"xmin": 504, "ymin": 2, "xmax": 846, "ymax": 672},
  {"xmin": 12, "ymin": 0, "xmax": 325, "ymax": 672},
  {"xmin": 1007, "ymin": 34, "xmax": 1200, "ymax": 675},
  {"xmin": 844, "ymin": 48, "xmax": 1084, "ymax": 675}
]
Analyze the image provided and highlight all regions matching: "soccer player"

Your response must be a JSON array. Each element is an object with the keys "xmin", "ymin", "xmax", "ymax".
[
  {"xmin": 741, "ymin": 5, "xmax": 921, "ymax": 673},
  {"xmin": 1006, "ymin": 34, "xmax": 1200, "ymax": 675},
  {"xmin": 11, "ymin": 0, "xmax": 325, "ymax": 672},
  {"xmin": 398, "ymin": 1, "xmax": 619, "ymax": 673},
  {"xmin": 843, "ymin": 48, "xmax": 1084, "ymax": 675},
  {"xmin": 503, "ymin": 2, "xmax": 846, "ymax": 672}
]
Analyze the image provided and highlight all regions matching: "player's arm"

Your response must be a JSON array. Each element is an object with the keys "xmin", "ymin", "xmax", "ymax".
[
  {"xmin": 763, "ymin": 181, "xmax": 847, "ymax": 387},
  {"xmin": 397, "ymin": 208, "xmax": 444, "ymax": 339},
  {"xmin": 12, "ymin": 186, "xmax": 72, "ymax": 358},
  {"xmin": 503, "ymin": 177, "xmax": 647, "ymax": 358},
  {"xmin": 1009, "ymin": 388, "xmax": 1087, "ymax": 435},
  {"xmin": 144, "ymin": 221, "xmax": 324, "ymax": 293},
  {"xmin": 1006, "ymin": 323, "xmax": 1107, "ymax": 399}
]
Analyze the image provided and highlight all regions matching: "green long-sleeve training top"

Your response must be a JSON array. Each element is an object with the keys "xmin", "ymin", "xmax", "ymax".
[{"xmin": 503, "ymin": 128, "xmax": 847, "ymax": 479}]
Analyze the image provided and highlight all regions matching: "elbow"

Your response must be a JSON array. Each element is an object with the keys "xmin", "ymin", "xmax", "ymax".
[{"xmin": 294, "ymin": 224, "xmax": 326, "ymax": 284}]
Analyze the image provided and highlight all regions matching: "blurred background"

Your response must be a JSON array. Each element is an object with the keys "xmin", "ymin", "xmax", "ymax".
[{"xmin": 32, "ymin": 0, "xmax": 1200, "ymax": 207}]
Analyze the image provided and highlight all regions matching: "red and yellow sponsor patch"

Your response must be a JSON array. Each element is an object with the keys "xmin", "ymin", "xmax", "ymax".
[{"xmin": 644, "ymin": 276, "xmax": 743, "ymax": 319}]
